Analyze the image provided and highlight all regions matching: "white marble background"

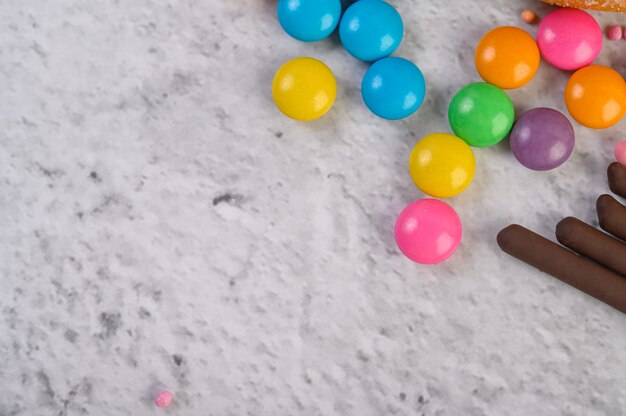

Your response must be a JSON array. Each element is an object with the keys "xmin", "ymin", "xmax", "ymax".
[{"xmin": 1, "ymin": 0, "xmax": 626, "ymax": 415}]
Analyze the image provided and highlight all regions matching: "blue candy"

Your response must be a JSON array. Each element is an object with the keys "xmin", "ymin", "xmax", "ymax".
[
  {"xmin": 339, "ymin": 0, "xmax": 403, "ymax": 62},
  {"xmin": 361, "ymin": 57, "xmax": 426, "ymax": 120},
  {"xmin": 277, "ymin": 0, "xmax": 342, "ymax": 42}
]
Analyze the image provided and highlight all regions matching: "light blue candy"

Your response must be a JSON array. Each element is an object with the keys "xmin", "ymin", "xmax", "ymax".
[
  {"xmin": 361, "ymin": 57, "xmax": 426, "ymax": 120},
  {"xmin": 277, "ymin": 0, "xmax": 342, "ymax": 42},
  {"xmin": 339, "ymin": 0, "xmax": 403, "ymax": 62}
]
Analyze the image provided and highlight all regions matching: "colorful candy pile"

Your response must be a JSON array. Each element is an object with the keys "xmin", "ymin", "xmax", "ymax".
[
  {"xmin": 273, "ymin": 0, "xmax": 425, "ymax": 121},
  {"xmin": 271, "ymin": 2, "xmax": 626, "ymax": 265}
]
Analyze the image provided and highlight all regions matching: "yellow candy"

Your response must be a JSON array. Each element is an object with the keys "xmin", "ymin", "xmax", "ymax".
[
  {"xmin": 272, "ymin": 57, "xmax": 336, "ymax": 121},
  {"xmin": 409, "ymin": 133, "xmax": 476, "ymax": 198}
]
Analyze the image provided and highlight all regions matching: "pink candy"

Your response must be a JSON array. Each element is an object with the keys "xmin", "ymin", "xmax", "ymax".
[
  {"xmin": 394, "ymin": 199, "xmax": 462, "ymax": 264},
  {"xmin": 155, "ymin": 390, "xmax": 173, "ymax": 408},
  {"xmin": 607, "ymin": 25, "xmax": 623, "ymax": 41},
  {"xmin": 537, "ymin": 8, "xmax": 602, "ymax": 70},
  {"xmin": 615, "ymin": 140, "xmax": 626, "ymax": 167}
]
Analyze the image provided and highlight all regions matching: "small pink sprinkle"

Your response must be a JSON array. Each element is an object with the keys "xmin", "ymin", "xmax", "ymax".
[
  {"xmin": 155, "ymin": 390, "xmax": 173, "ymax": 408},
  {"xmin": 615, "ymin": 140, "xmax": 626, "ymax": 167},
  {"xmin": 607, "ymin": 25, "xmax": 622, "ymax": 41}
]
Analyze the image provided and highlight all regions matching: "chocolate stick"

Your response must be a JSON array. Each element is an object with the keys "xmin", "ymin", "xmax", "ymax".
[
  {"xmin": 596, "ymin": 194, "xmax": 626, "ymax": 241},
  {"xmin": 608, "ymin": 162, "xmax": 626, "ymax": 199},
  {"xmin": 556, "ymin": 217, "xmax": 626, "ymax": 277},
  {"xmin": 497, "ymin": 224, "xmax": 626, "ymax": 314}
]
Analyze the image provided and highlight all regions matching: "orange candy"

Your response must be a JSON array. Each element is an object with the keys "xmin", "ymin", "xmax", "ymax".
[
  {"xmin": 565, "ymin": 65, "xmax": 626, "ymax": 129},
  {"xmin": 475, "ymin": 26, "xmax": 540, "ymax": 89},
  {"xmin": 520, "ymin": 9, "xmax": 538, "ymax": 24}
]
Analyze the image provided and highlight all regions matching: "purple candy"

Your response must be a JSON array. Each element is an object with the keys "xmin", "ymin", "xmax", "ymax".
[{"xmin": 510, "ymin": 108, "xmax": 575, "ymax": 171}]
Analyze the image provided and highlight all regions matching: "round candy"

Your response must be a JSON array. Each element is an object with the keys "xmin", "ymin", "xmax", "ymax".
[
  {"xmin": 408, "ymin": 133, "xmax": 476, "ymax": 198},
  {"xmin": 615, "ymin": 140, "xmax": 626, "ymax": 167},
  {"xmin": 394, "ymin": 198, "xmax": 462, "ymax": 264},
  {"xmin": 564, "ymin": 65, "xmax": 626, "ymax": 129},
  {"xmin": 537, "ymin": 8, "xmax": 602, "ymax": 71},
  {"xmin": 155, "ymin": 390, "xmax": 173, "ymax": 408},
  {"xmin": 520, "ymin": 9, "xmax": 538, "ymax": 24},
  {"xmin": 277, "ymin": 0, "xmax": 342, "ymax": 42},
  {"xmin": 607, "ymin": 25, "xmax": 623, "ymax": 41},
  {"xmin": 475, "ymin": 26, "xmax": 540, "ymax": 89},
  {"xmin": 272, "ymin": 57, "xmax": 336, "ymax": 121},
  {"xmin": 361, "ymin": 57, "xmax": 426, "ymax": 120},
  {"xmin": 448, "ymin": 82, "xmax": 515, "ymax": 147},
  {"xmin": 510, "ymin": 108, "xmax": 575, "ymax": 171},
  {"xmin": 339, "ymin": 0, "xmax": 403, "ymax": 62}
]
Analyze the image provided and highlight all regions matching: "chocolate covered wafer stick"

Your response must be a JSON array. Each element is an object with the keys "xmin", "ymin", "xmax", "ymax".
[
  {"xmin": 597, "ymin": 194, "xmax": 626, "ymax": 242},
  {"xmin": 497, "ymin": 224, "xmax": 626, "ymax": 314},
  {"xmin": 556, "ymin": 217, "xmax": 626, "ymax": 277},
  {"xmin": 608, "ymin": 162, "xmax": 626, "ymax": 199}
]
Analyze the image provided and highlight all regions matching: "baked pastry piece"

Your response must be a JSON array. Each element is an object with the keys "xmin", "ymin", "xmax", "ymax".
[{"xmin": 543, "ymin": 0, "xmax": 626, "ymax": 12}]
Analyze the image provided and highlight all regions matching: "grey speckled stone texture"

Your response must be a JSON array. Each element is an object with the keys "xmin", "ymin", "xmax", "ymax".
[{"xmin": 1, "ymin": 0, "xmax": 626, "ymax": 415}]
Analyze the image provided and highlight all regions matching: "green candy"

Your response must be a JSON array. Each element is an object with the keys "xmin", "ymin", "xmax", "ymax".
[{"xmin": 448, "ymin": 82, "xmax": 515, "ymax": 148}]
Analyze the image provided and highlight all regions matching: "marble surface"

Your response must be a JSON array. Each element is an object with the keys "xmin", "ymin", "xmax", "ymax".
[{"xmin": 2, "ymin": 0, "xmax": 626, "ymax": 414}]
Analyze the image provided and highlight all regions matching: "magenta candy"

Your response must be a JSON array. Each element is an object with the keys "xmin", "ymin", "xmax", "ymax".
[
  {"xmin": 537, "ymin": 8, "xmax": 602, "ymax": 70},
  {"xmin": 510, "ymin": 108, "xmax": 575, "ymax": 171},
  {"xmin": 607, "ymin": 25, "xmax": 623, "ymax": 41},
  {"xmin": 615, "ymin": 140, "xmax": 626, "ymax": 166},
  {"xmin": 155, "ymin": 390, "xmax": 173, "ymax": 408},
  {"xmin": 394, "ymin": 199, "xmax": 462, "ymax": 265}
]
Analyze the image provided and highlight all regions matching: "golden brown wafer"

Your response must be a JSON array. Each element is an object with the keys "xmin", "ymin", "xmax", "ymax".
[{"xmin": 543, "ymin": 0, "xmax": 626, "ymax": 12}]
